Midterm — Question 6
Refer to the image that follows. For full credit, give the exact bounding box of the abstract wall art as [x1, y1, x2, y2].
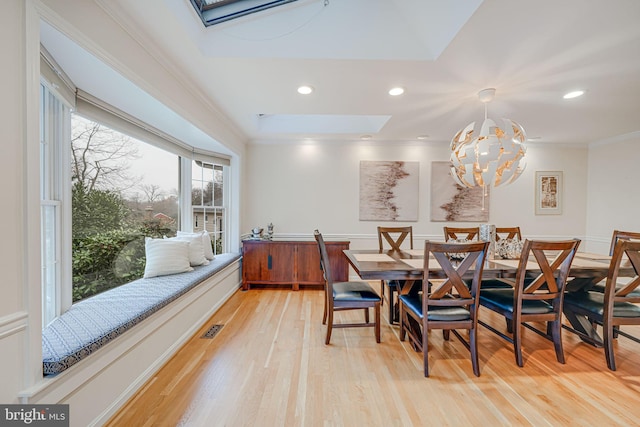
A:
[430, 161, 489, 222]
[359, 160, 419, 221]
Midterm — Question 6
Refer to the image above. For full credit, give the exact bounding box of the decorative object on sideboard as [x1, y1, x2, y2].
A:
[250, 227, 263, 239]
[266, 222, 274, 240]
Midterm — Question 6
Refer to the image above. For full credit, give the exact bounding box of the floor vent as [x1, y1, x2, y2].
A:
[201, 324, 224, 339]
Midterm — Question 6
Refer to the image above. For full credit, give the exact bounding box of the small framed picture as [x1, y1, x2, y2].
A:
[535, 171, 563, 215]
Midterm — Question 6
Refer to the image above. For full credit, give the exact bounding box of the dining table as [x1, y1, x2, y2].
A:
[343, 248, 636, 347]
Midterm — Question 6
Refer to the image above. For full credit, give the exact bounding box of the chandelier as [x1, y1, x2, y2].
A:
[450, 88, 526, 188]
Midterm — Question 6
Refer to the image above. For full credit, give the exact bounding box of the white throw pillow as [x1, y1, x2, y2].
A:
[177, 230, 215, 260]
[168, 234, 209, 266]
[144, 237, 193, 278]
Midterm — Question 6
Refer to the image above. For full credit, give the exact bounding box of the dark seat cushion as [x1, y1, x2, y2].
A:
[479, 289, 553, 315]
[564, 291, 640, 318]
[589, 282, 640, 297]
[333, 281, 381, 302]
[480, 279, 513, 289]
[399, 294, 471, 321]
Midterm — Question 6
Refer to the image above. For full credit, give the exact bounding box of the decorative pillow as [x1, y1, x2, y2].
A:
[177, 230, 215, 260]
[143, 238, 193, 278]
[168, 234, 209, 266]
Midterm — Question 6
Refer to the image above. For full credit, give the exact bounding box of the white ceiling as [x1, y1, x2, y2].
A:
[42, 0, 640, 148]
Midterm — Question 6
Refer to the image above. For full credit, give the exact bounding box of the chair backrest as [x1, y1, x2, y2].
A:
[378, 226, 413, 251]
[423, 240, 489, 312]
[495, 227, 522, 241]
[314, 230, 334, 286]
[604, 240, 640, 305]
[514, 239, 580, 305]
[609, 230, 640, 256]
[443, 226, 480, 241]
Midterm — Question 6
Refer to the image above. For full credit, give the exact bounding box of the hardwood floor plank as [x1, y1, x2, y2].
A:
[106, 288, 640, 426]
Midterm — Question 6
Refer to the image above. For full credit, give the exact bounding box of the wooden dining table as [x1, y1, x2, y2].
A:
[343, 248, 636, 347]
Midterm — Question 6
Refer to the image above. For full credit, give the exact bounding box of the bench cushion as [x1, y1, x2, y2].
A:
[42, 252, 240, 376]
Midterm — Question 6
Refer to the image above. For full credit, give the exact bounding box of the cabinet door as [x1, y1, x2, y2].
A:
[242, 241, 270, 282]
[296, 243, 324, 283]
[268, 243, 296, 282]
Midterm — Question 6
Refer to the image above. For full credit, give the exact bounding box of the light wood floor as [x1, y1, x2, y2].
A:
[107, 287, 640, 426]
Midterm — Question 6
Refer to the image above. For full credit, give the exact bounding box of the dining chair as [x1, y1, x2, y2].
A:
[591, 230, 640, 294]
[495, 227, 522, 241]
[562, 240, 640, 370]
[314, 230, 381, 345]
[399, 240, 489, 377]
[377, 226, 415, 324]
[478, 239, 580, 367]
[443, 226, 480, 241]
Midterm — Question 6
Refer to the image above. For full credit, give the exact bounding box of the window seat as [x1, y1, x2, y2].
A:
[42, 252, 241, 376]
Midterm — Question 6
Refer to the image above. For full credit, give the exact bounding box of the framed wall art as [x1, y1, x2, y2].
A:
[535, 171, 563, 215]
[430, 161, 489, 222]
[359, 160, 419, 221]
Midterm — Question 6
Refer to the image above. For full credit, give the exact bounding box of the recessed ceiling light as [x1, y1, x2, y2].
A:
[563, 90, 585, 99]
[388, 87, 405, 96]
[297, 85, 314, 95]
[360, 135, 373, 140]
[417, 135, 429, 140]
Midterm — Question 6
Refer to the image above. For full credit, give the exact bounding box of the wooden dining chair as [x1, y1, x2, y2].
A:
[478, 239, 580, 367]
[314, 230, 381, 345]
[399, 240, 489, 377]
[562, 240, 640, 370]
[495, 227, 522, 241]
[377, 226, 414, 324]
[443, 226, 480, 241]
[590, 230, 640, 295]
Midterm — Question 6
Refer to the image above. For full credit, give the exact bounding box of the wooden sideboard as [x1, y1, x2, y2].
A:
[242, 240, 350, 290]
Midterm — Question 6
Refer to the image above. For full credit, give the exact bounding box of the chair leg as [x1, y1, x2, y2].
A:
[364, 308, 370, 323]
[505, 318, 513, 334]
[550, 319, 565, 364]
[380, 281, 385, 306]
[388, 287, 395, 324]
[470, 326, 480, 377]
[322, 293, 328, 325]
[374, 303, 381, 343]
[399, 302, 406, 341]
[325, 310, 334, 345]
[443, 330, 450, 341]
[513, 322, 524, 367]
[604, 323, 617, 371]
[423, 323, 430, 377]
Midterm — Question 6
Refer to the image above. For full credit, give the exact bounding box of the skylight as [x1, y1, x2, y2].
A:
[190, 0, 299, 27]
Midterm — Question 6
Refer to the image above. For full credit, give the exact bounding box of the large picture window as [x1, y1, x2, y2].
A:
[70, 114, 179, 302]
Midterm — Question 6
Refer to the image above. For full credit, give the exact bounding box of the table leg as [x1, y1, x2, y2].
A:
[563, 308, 603, 347]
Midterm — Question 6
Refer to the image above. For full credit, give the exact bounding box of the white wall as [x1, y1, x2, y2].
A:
[585, 133, 640, 253]
[0, 0, 30, 405]
[244, 141, 589, 248]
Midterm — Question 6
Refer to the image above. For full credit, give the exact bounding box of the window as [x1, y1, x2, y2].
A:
[40, 83, 71, 327]
[40, 51, 233, 325]
[192, 161, 226, 254]
[190, 0, 299, 26]
[70, 114, 179, 302]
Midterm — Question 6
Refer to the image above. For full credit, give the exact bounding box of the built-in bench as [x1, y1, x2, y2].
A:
[42, 252, 241, 376]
